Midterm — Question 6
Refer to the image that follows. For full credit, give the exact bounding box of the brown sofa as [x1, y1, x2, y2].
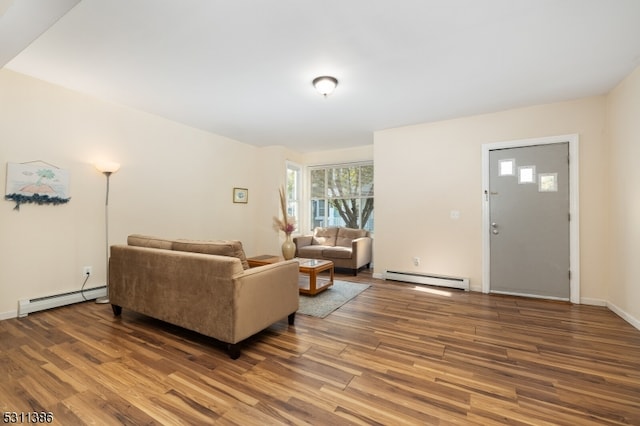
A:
[108, 234, 299, 359]
[293, 227, 372, 275]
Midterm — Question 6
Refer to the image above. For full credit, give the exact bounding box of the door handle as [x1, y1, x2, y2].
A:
[492, 229, 499, 235]
[491, 222, 498, 228]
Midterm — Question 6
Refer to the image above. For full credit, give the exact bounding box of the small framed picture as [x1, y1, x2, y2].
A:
[233, 187, 248, 203]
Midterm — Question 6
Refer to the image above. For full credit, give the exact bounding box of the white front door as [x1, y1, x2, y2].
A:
[488, 142, 570, 299]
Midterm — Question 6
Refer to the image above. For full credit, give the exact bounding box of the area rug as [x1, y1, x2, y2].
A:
[297, 280, 370, 318]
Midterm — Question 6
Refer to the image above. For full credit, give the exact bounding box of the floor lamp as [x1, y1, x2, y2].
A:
[94, 161, 120, 304]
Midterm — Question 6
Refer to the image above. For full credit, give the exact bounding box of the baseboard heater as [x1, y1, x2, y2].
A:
[385, 270, 470, 291]
[18, 286, 107, 318]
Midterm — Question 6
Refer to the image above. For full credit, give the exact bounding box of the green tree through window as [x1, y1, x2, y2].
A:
[310, 163, 373, 231]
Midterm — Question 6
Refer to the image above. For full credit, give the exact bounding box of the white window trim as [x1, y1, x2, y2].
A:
[286, 161, 304, 234]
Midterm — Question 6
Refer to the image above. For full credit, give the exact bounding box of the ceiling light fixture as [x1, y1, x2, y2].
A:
[312, 76, 338, 97]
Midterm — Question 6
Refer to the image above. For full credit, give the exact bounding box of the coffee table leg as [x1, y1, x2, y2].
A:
[309, 269, 317, 294]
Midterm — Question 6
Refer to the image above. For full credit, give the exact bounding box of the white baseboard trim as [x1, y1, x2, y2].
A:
[578, 298, 639, 330]
[0, 310, 18, 320]
[607, 301, 640, 331]
[580, 297, 608, 306]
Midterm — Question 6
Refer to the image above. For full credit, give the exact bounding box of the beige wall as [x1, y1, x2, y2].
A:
[252, 145, 306, 253]
[374, 97, 609, 303]
[606, 66, 640, 327]
[0, 69, 288, 318]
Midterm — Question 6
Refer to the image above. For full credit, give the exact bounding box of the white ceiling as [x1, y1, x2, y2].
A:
[3, 0, 640, 152]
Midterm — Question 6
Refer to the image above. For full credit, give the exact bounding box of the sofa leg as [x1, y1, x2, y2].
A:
[353, 268, 358, 276]
[111, 304, 122, 316]
[227, 343, 241, 360]
[288, 312, 296, 325]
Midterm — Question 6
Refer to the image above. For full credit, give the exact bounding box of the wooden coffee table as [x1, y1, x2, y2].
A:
[247, 255, 334, 296]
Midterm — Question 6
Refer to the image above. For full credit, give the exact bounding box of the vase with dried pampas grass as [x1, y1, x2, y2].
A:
[273, 186, 297, 259]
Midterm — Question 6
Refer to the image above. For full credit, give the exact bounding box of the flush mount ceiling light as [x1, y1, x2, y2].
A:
[312, 76, 338, 97]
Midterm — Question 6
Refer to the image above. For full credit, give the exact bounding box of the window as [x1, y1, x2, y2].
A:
[309, 162, 374, 232]
[538, 173, 558, 192]
[498, 159, 515, 176]
[286, 162, 301, 226]
[518, 165, 536, 184]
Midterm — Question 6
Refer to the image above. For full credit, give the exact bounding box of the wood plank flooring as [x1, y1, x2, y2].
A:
[1, 270, 639, 425]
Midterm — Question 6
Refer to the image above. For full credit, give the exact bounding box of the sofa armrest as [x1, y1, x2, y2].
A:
[293, 235, 313, 248]
[351, 236, 373, 267]
[231, 260, 300, 342]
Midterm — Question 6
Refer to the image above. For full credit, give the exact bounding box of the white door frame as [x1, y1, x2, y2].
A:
[481, 134, 580, 304]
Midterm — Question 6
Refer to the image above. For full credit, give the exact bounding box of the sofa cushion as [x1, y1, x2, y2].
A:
[297, 245, 326, 259]
[322, 246, 353, 259]
[336, 228, 368, 248]
[172, 239, 250, 270]
[127, 234, 174, 250]
[312, 227, 338, 246]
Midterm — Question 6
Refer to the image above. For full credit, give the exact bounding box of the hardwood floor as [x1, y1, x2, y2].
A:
[1, 270, 639, 425]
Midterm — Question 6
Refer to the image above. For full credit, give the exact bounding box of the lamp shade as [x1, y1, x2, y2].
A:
[95, 161, 121, 174]
[312, 76, 338, 96]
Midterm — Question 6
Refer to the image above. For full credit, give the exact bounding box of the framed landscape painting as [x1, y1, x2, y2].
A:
[5, 162, 70, 209]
